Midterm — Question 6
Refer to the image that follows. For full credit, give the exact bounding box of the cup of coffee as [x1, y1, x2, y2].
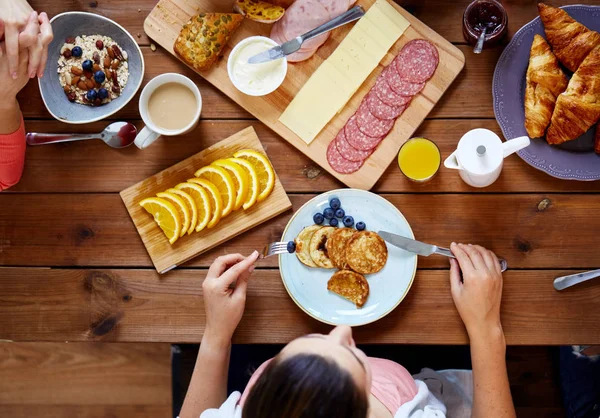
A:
[135, 73, 202, 149]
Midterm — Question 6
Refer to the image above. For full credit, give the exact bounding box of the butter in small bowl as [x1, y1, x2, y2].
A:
[227, 36, 287, 97]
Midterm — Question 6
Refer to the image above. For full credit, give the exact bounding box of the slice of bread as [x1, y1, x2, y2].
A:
[327, 270, 369, 308]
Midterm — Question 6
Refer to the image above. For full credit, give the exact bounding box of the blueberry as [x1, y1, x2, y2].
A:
[82, 59, 93, 72]
[356, 221, 366, 231]
[323, 207, 335, 219]
[287, 240, 296, 253]
[71, 46, 83, 57]
[86, 89, 97, 102]
[97, 87, 109, 100]
[335, 208, 345, 218]
[94, 70, 106, 84]
[329, 218, 339, 227]
[313, 212, 324, 225]
[343, 216, 354, 227]
[329, 198, 341, 210]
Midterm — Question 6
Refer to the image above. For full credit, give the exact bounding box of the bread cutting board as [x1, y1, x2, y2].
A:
[144, 0, 464, 190]
[120, 126, 292, 274]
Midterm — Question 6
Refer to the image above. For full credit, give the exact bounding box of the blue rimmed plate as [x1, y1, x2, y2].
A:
[493, 5, 600, 181]
[278, 189, 417, 326]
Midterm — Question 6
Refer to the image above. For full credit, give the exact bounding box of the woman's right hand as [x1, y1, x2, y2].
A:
[449, 243, 504, 339]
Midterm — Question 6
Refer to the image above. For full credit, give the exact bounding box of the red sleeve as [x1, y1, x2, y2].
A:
[0, 117, 26, 191]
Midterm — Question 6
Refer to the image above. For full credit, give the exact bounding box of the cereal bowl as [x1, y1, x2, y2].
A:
[39, 12, 144, 124]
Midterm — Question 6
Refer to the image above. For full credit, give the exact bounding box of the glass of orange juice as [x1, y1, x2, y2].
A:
[397, 137, 441, 183]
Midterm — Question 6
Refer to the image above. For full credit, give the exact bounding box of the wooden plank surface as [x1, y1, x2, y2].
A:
[144, 0, 464, 190]
[17, 44, 502, 120]
[0, 268, 598, 344]
[0, 342, 171, 417]
[29, 0, 589, 45]
[11, 119, 600, 193]
[121, 126, 292, 273]
[2, 193, 599, 269]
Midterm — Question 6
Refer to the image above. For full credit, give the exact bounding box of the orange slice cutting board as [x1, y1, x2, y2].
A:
[120, 126, 292, 273]
[144, 0, 464, 190]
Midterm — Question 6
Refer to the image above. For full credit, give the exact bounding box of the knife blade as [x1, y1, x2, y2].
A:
[247, 5, 365, 64]
[378, 230, 508, 272]
[378, 231, 453, 257]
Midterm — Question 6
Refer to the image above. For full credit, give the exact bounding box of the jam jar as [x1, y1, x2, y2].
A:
[463, 0, 508, 48]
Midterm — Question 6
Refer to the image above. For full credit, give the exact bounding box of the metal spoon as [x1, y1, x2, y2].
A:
[473, 26, 487, 54]
[554, 269, 600, 291]
[26, 122, 137, 148]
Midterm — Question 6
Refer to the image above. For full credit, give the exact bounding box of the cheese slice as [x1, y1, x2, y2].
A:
[279, 0, 410, 144]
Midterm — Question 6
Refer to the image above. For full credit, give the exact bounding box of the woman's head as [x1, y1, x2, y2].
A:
[243, 326, 371, 418]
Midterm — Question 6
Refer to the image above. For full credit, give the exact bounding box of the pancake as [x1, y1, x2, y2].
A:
[326, 228, 357, 269]
[327, 270, 369, 308]
[308, 226, 336, 269]
[294, 225, 322, 268]
[345, 231, 388, 274]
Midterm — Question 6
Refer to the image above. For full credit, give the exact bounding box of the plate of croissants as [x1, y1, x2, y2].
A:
[493, 3, 600, 181]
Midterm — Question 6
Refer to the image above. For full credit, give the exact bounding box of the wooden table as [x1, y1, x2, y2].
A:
[1, 0, 600, 345]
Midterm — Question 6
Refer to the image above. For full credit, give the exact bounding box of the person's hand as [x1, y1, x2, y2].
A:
[202, 251, 260, 346]
[0, 39, 30, 101]
[0, 7, 53, 79]
[449, 243, 504, 339]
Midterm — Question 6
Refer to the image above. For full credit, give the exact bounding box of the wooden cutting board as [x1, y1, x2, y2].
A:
[144, 0, 464, 190]
[120, 126, 292, 274]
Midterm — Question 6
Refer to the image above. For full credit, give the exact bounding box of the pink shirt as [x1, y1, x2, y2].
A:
[0, 117, 26, 191]
[239, 357, 418, 414]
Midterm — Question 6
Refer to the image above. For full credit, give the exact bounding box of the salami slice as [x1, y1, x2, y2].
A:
[344, 115, 382, 151]
[374, 69, 412, 107]
[365, 90, 405, 120]
[327, 140, 364, 174]
[385, 63, 425, 96]
[335, 129, 372, 162]
[356, 102, 394, 138]
[395, 39, 439, 84]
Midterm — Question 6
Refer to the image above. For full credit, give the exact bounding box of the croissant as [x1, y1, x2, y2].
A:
[546, 45, 600, 145]
[595, 122, 600, 155]
[538, 3, 600, 72]
[524, 35, 568, 138]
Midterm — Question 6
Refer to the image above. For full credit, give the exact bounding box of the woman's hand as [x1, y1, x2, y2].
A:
[202, 251, 260, 347]
[449, 243, 504, 339]
[0, 39, 30, 100]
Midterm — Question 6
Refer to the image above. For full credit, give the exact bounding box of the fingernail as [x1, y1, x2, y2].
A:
[38, 72, 44, 79]
[251, 250, 259, 258]
[11, 72, 17, 79]
[248, 265, 255, 273]
[30, 70, 36, 78]
[451, 242, 456, 247]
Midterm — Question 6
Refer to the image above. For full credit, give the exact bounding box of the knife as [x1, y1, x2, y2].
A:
[553, 269, 600, 291]
[247, 5, 365, 64]
[378, 231, 508, 272]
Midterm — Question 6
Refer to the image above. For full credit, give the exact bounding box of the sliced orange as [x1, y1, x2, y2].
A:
[195, 165, 235, 217]
[213, 159, 249, 211]
[228, 157, 259, 210]
[157, 191, 190, 238]
[174, 182, 211, 233]
[232, 149, 275, 202]
[187, 178, 223, 228]
[165, 187, 198, 235]
[139, 197, 181, 244]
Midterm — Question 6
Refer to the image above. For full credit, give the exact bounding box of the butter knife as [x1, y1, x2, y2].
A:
[554, 269, 600, 291]
[378, 231, 508, 272]
[247, 5, 365, 64]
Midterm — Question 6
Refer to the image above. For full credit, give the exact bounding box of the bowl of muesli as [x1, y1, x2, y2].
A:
[38, 12, 144, 124]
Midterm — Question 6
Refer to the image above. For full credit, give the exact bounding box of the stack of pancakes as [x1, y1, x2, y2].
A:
[295, 226, 388, 308]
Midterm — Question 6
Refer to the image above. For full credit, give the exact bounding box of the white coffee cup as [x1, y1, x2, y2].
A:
[135, 73, 202, 149]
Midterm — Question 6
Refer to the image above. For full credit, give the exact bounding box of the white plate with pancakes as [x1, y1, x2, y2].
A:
[279, 189, 417, 326]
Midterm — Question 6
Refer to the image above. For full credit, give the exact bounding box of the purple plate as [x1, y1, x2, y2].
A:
[493, 5, 600, 181]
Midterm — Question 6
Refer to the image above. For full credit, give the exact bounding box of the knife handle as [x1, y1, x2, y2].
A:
[435, 246, 508, 272]
[554, 269, 600, 291]
[301, 6, 365, 43]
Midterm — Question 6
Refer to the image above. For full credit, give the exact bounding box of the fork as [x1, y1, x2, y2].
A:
[260, 241, 291, 259]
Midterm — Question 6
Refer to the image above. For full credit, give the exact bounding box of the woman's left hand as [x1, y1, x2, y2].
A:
[202, 251, 260, 346]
